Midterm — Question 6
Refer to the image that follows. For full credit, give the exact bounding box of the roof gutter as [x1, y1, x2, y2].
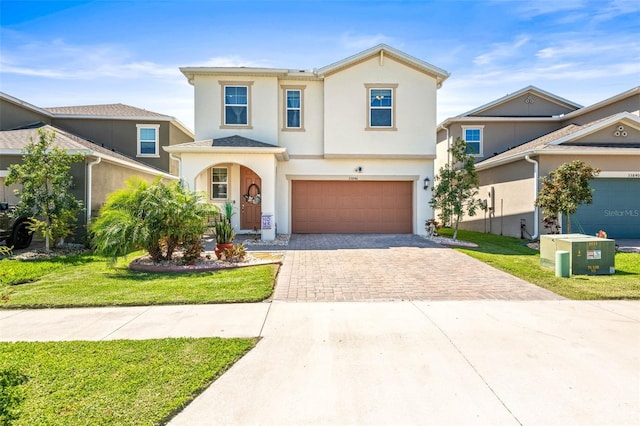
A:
[476, 147, 640, 171]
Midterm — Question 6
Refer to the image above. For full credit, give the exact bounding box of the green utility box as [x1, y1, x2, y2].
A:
[540, 234, 615, 275]
[540, 234, 587, 269]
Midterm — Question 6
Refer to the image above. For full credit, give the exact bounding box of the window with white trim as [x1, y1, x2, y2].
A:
[136, 124, 160, 157]
[462, 126, 484, 156]
[220, 81, 253, 128]
[211, 167, 228, 200]
[286, 89, 301, 128]
[365, 84, 397, 130]
[281, 85, 305, 131]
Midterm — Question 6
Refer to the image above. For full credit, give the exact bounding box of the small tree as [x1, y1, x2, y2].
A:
[430, 137, 484, 240]
[535, 160, 600, 233]
[90, 177, 218, 262]
[4, 128, 85, 251]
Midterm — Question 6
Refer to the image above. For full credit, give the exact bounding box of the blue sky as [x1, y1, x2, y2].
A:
[1, 0, 639, 131]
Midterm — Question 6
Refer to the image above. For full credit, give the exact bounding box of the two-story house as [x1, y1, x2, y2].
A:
[436, 86, 640, 239]
[166, 45, 449, 240]
[1, 92, 191, 241]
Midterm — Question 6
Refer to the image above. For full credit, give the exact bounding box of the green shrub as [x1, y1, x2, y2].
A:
[90, 178, 218, 262]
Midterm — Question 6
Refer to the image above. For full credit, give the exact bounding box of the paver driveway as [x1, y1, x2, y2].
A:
[272, 234, 564, 301]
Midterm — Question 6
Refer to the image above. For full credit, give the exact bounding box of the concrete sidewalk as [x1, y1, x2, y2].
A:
[2, 300, 638, 425]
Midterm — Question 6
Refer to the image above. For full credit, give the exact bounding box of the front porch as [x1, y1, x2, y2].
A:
[164, 135, 288, 241]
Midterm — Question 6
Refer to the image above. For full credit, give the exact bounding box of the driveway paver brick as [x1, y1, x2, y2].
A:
[272, 234, 564, 302]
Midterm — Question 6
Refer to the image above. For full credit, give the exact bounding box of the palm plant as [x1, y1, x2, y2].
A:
[90, 178, 218, 262]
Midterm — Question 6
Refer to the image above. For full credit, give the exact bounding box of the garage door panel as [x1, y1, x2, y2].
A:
[572, 179, 640, 238]
[292, 180, 413, 234]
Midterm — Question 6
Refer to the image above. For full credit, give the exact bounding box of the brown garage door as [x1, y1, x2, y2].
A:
[291, 180, 412, 233]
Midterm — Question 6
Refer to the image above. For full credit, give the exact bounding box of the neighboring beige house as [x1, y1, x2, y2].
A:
[0, 93, 187, 241]
[436, 86, 640, 239]
[167, 44, 449, 240]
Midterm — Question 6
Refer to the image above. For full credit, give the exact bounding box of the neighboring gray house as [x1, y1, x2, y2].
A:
[0, 92, 191, 242]
[436, 86, 640, 239]
[1, 92, 194, 175]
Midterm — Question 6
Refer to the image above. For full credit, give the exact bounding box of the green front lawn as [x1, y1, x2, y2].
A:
[439, 228, 640, 300]
[1, 253, 278, 309]
[0, 338, 256, 425]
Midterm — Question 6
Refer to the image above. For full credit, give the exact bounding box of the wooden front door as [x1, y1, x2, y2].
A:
[240, 166, 262, 231]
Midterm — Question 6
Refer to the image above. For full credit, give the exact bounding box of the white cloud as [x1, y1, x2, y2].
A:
[0, 37, 179, 80]
[473, 35, 531, 66]
[536, 39, 638, 60]
[512, 0, 586, 17]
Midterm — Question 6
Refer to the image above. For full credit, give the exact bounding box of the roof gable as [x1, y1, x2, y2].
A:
[317, 44, 449, 86]
[475, 112, 640, 169]
[462, 86, 582, 117]
[549, 112, 640, 146]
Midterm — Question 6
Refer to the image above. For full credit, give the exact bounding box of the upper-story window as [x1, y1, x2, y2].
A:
[136, 124, 160, 157]
[365, 84, 398, 131]
[220, 81, 253, 128]
[462, 126, 484, 156]
[281, 85, 306, 131]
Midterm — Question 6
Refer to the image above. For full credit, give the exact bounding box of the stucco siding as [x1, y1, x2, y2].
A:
[169, 123, 193, 175]
[89, 162, 174, 219]
[563, 95, 640, 125]
[193, 75, 279, 144]
[445, 121, 559, 162]
[565, 124, 640, 145]
[276, 157, 433, 235]
[323, 56, 437, 157]
[0, 100, 52, 130]
[472, 94, 576, 117]
[461, 160, 537, 238]
[277, 79, 324, 156]
[52, 118, 172, 172]
[540, 155, 640, 177]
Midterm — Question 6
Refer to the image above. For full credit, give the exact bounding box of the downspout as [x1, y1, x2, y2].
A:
[86, 156, 101, 224]
[437, 125, 451, 163]
[524, 155, 539, 239]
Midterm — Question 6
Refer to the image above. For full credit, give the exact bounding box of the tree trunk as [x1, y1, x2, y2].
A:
[565, 213, 572, 234]
[453, 215, 461, 240]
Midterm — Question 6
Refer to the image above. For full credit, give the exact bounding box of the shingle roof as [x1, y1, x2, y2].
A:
[0, 124, 168, 173]
[212, 135, 277, 148]
[477, 113, 640, 168]
[44, 103, 172, 118]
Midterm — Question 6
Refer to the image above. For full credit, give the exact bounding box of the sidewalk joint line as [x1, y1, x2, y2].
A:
[100, 306, 154, 341]
[410, 301, 523, 426]
[258, 301, 273, 337]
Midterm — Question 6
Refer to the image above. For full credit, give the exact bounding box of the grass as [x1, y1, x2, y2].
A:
[0, 337, 256, 425]
[0, 252, 278, 309]
[439, 228, 640, 300]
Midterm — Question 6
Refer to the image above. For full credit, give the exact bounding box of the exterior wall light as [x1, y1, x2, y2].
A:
[423, 177, 430, 190]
